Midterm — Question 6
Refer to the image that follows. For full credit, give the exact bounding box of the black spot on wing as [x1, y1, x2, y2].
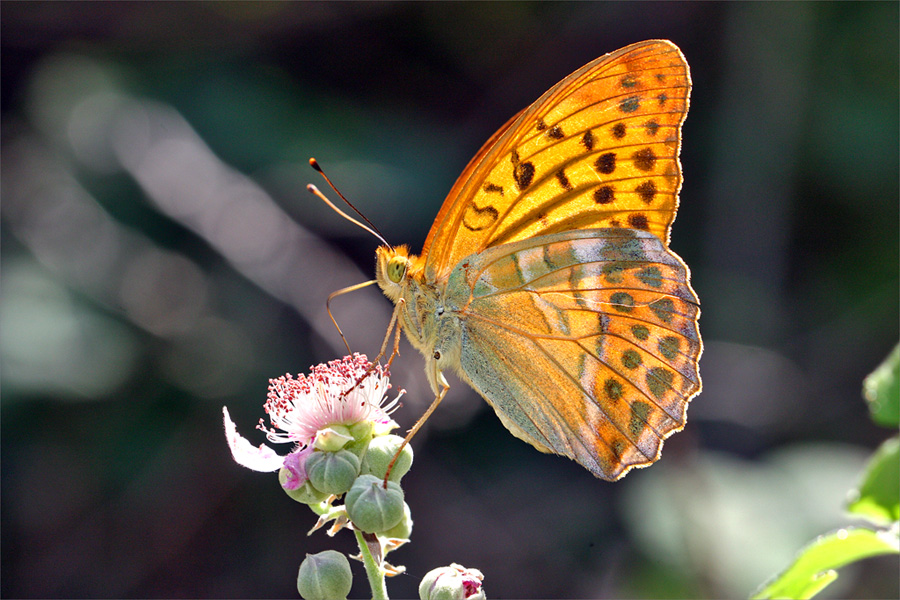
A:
[581, 130, 595, 151]
[483, 182, 504, 196]
[463, 203, 500, 231]
[511, 150, 534, 191]
[595, 153, 616, 175]
[635, 180, 657, 204]
[594, 185, 614, 204]
[628, 214, 649, 230]
[619, 96, 640, 113]
[632, 148, 657, 172]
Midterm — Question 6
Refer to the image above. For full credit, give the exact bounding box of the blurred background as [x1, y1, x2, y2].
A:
[2, 2, 897, 598]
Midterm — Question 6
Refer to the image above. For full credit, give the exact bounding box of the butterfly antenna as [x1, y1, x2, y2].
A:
[308, 158, 392, 248]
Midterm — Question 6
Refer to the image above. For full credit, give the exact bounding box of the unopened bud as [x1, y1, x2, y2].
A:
[381, 501, 413, 540]
[297, 550, 352, 600]
[419, 563, 485, 600]
[361, 434, 413, 482]
[306, 450, 361, 496]
[280, 468, 328, 504]
[345, 474, 404, 533]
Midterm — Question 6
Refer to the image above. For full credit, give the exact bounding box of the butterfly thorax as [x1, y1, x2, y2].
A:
[375, 245, 462, 393]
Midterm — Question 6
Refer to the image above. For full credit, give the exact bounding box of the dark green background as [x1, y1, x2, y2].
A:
[2, 2, 897, 598]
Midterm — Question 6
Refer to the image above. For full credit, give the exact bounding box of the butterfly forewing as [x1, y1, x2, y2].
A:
[444, 228, 700, 480]
[422, 40, 690, 280]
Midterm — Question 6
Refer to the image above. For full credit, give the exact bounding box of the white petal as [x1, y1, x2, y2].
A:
[223, 406, 284, 472]
[373, 418, 400, 436]
[314, 426, 354, 450]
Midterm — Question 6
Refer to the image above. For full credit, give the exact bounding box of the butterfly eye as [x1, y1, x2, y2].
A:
[386, 256, 408, 283]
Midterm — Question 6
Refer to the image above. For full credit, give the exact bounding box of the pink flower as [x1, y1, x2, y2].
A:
[260, 354, 399, 445]
[223, 354, 400, 486]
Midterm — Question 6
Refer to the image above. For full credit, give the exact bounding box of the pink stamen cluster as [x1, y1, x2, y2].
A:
[462, 578, 482, 598]
[257, 353, 399, 446]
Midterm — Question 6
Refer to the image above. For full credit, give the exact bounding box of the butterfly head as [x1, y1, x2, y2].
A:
[375, 245, 423, 302]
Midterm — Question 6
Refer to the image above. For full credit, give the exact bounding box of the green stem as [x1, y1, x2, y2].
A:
[355, 529, 389, 600]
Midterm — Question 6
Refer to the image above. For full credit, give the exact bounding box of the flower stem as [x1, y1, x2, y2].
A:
[354, 529, 388, 600]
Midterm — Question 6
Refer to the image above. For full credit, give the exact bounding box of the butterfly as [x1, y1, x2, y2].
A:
[373, 40, 701, 481]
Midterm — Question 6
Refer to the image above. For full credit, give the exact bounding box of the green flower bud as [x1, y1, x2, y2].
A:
[306, 450, 361, 496]
[361, 434, 413, 482]
[297, 550, 352, 600]
[342, 436, 371, 461]
[381, 501, 413, 540]
[314, 425, 354, 452]
[348, 419, 375, 441]
[345, 474, 404, 533]
[279, 468, 329, 504]
[419, 564, 485, 600]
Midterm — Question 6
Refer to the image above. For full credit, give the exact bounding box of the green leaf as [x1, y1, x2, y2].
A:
[863, 343, 899, 426]
[751, 527, 899, 600]
[847, 436, 900, 525]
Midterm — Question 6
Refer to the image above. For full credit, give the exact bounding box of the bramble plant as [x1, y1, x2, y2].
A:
[223, 353, 485, 600]
[752, 344, 900, 599]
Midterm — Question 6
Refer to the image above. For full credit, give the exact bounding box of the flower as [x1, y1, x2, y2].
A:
[419, 563, 486, 600]
[223, 354, 401, 487]
[261, 354, 399, 446]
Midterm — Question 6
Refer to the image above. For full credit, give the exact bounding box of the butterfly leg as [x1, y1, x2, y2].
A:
[382, 299, 405, 371]
[364, 297, 404, 371]
[339, 299, 405, 399]
[384, 376, 449, 487]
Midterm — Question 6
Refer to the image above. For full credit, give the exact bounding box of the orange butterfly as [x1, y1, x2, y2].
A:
[374, 40, 701, 481]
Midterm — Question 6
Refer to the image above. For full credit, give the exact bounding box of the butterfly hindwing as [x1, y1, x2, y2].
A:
[444, 228, 700, 480]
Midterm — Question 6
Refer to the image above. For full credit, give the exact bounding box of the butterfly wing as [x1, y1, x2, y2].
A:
[421, 40, 690, 281]
[442, 228, 701, 480]
[381, 40, 699, 480]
